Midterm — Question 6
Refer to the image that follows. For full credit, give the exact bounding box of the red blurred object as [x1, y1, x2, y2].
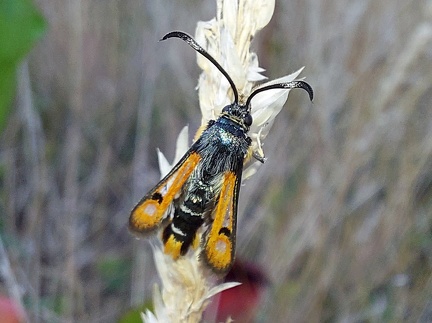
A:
[0, 296, 23, 323]
[204, 260, 268, 323]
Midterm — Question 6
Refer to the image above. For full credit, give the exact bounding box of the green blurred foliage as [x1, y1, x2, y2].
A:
[0, 0, 46, 131]
[97, 256, 132, 293]
[118, 302, 153, 323]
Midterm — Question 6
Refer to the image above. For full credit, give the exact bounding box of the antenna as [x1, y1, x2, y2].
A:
[245, 81, 314, 109]
[160, 31, 239, 104]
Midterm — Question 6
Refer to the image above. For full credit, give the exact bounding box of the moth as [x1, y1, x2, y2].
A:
[129, 31, 313, 274]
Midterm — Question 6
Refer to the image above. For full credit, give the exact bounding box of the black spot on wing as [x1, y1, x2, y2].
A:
[151, 192, 163, 204]
[218, 227, 231, 237]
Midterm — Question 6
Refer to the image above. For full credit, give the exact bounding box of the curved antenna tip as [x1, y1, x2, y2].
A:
[299, 81, 314, 102]
[159, 31, 189, 42]
[159, 30, 239, 103]
[245, 80, 314, 108]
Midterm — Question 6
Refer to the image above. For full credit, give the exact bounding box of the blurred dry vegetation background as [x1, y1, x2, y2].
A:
[1, 0, 432, 322]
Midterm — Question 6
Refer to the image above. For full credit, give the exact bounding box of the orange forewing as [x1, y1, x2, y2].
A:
[129, 152, 201, 233]
[203, 171, 238, 273]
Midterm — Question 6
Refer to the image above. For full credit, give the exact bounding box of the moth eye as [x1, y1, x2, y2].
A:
[222, 105, 230, 113]
[244, 114, 253, 127]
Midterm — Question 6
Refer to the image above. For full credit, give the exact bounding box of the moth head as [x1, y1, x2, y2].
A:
[221, 103, 253, 131]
